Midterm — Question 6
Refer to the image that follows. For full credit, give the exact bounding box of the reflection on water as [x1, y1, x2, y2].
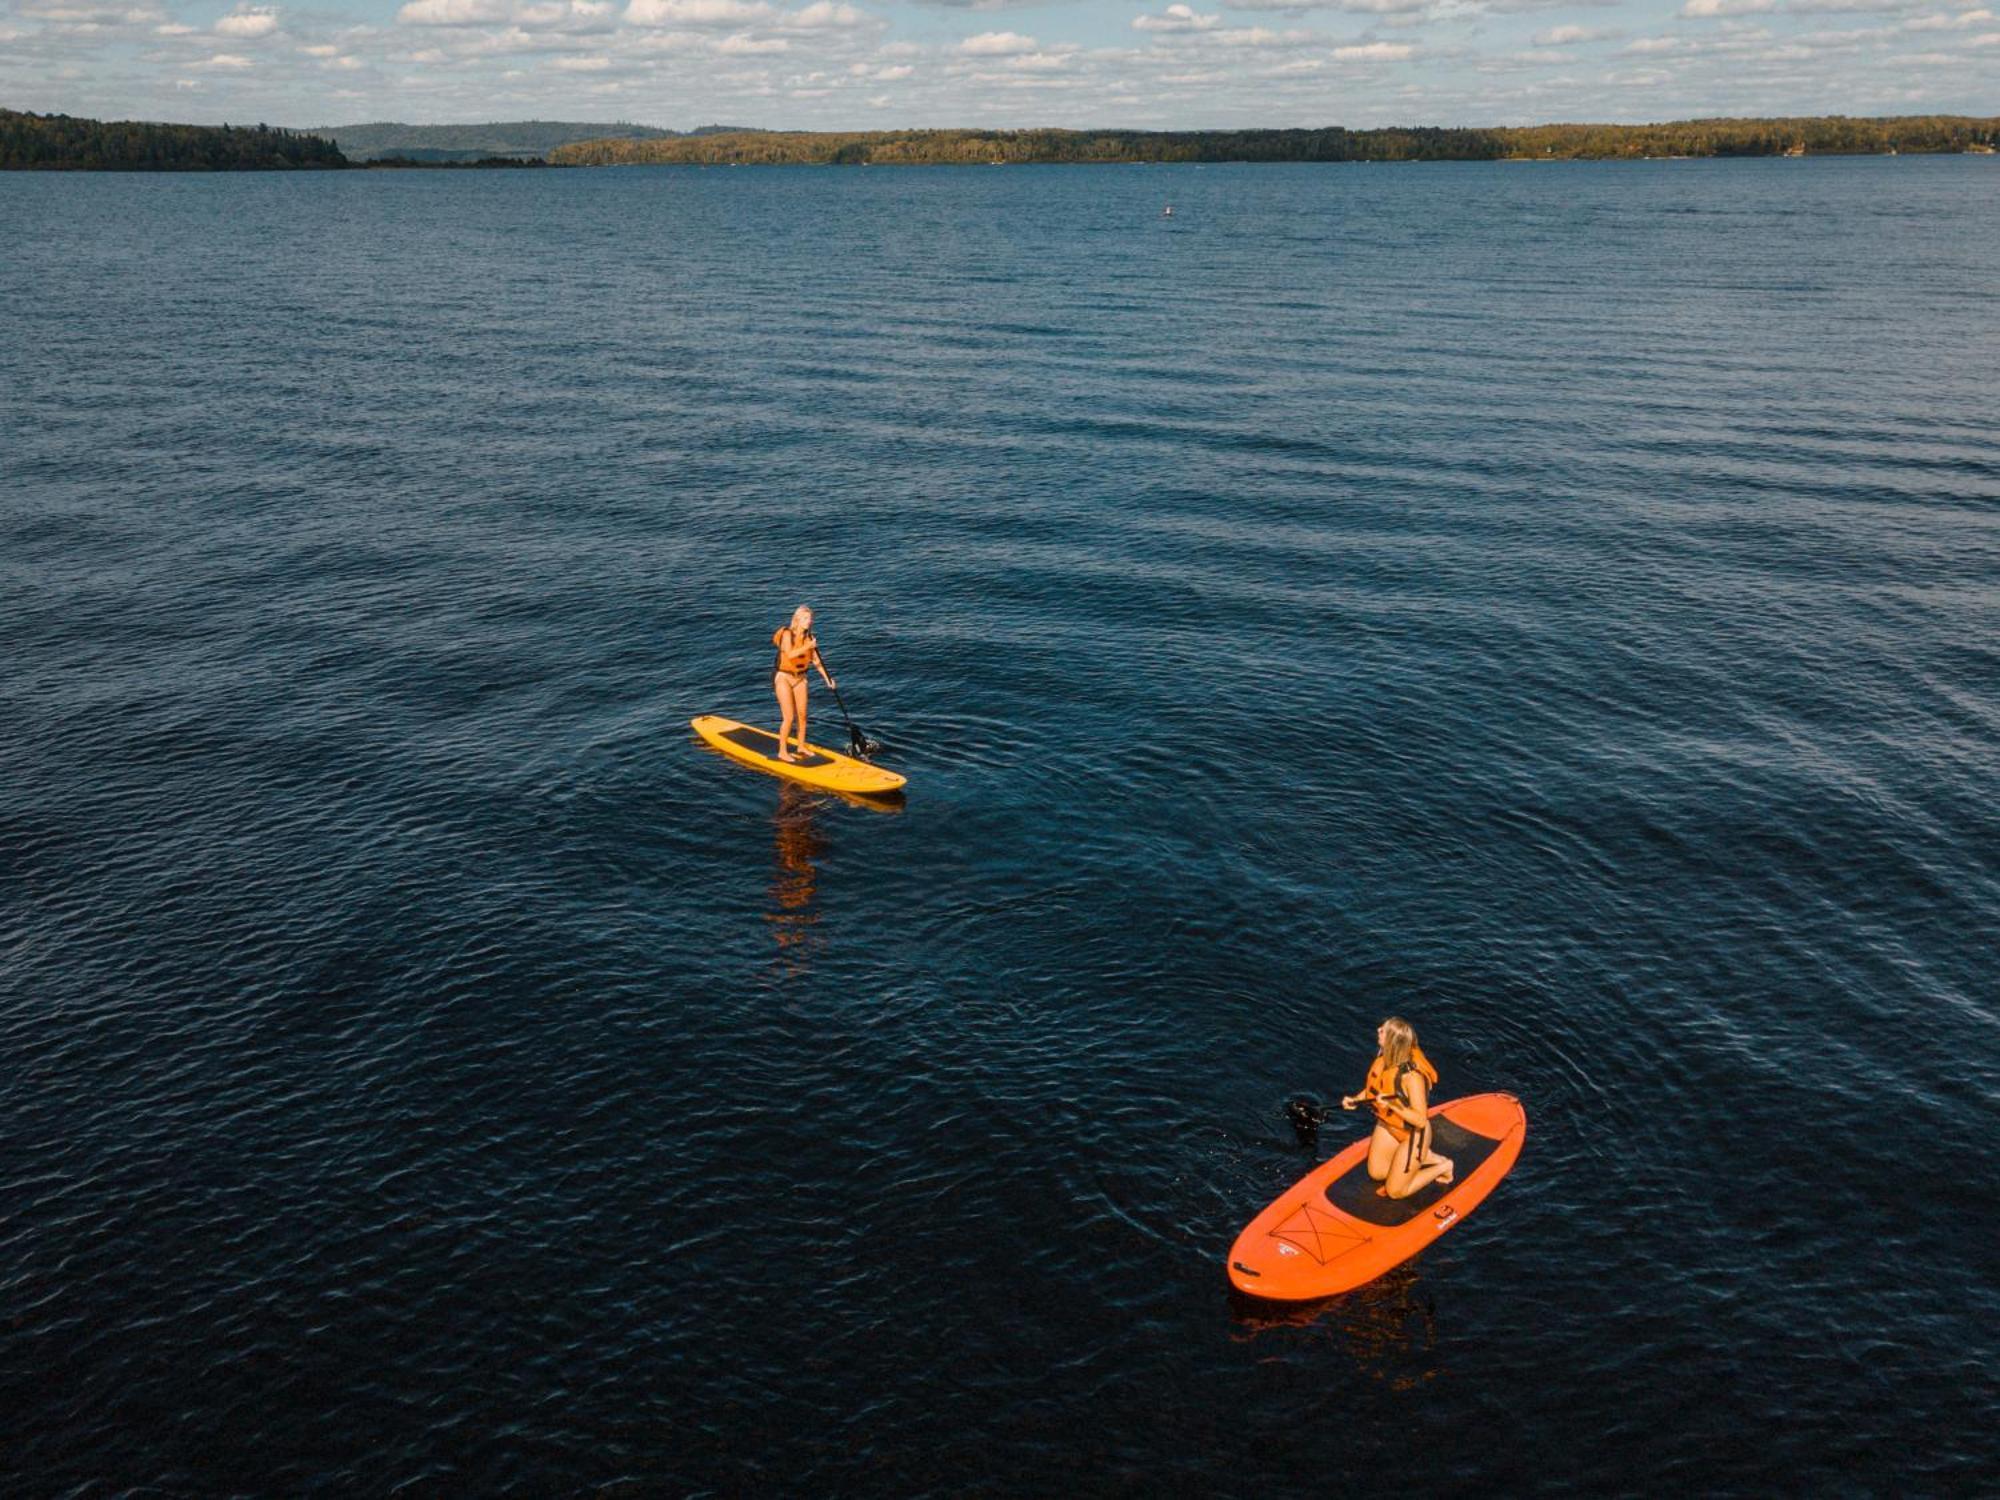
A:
[768, 782, 829, 972]
[1230, 1265, 1440, 1391]
[763, 781, 904, 977]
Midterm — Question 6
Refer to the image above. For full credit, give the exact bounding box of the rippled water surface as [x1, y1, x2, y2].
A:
[3, 157, 1998, 1493]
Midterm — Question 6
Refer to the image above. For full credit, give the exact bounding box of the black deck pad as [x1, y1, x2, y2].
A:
[1324, 1115, 1503, 1227]
[721, 725, 832, 768]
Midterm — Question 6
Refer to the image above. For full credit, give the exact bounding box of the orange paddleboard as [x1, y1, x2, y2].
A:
[1227, 1092, 1525, 1300]
[690, 714, 906, 797]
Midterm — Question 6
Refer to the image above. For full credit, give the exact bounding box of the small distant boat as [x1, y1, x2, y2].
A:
[1783, 141, 1807, 158]
[1162, 203, 1174, 217]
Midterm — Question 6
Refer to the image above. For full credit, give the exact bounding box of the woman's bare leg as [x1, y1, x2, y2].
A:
[1385, 1131, 1454, 1199]
[792, 682, 809, 757]
[1366, 1127, 1399, 1183]
[775, 673, 800, 761]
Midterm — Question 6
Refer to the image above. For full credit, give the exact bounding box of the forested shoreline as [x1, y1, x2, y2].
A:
[1, 110, 347, 170]
[0, 110, 582, 169]
[553, 116, 2000, 166]
[6, 107, 1997, 172]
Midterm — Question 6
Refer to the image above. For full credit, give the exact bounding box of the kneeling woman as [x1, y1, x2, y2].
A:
[771, 605, 836, 763]
[1342, 1016, 1454, 1199]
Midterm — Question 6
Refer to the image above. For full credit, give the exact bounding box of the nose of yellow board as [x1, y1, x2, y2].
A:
[691, 715, 907, 796]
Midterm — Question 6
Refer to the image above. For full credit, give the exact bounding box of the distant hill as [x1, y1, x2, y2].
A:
[1, 108, 346, 170]
[310, 120, 747, 161]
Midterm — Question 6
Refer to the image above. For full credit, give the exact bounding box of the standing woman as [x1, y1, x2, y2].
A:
[1342, 1016, 1454, 1199]
[772, 605, 836, 763]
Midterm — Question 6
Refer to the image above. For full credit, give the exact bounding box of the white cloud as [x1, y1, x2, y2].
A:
[516, 0, 617, 28]
[784, 0, 866, 25]
[1332, 39, 1413, 57]
[549, 49, 611, 63]
[1622, 34, 1681, 50]
[714, 29, 786, 48]
[198, 49, 255, 64]
[1133, 4, 1221, 31]
[623, 0, 771, 22]
[1213, 24, 1315, 44]
[1535, 23, 1610, 42]
[299, 40, 337, 52]
[397, 0, 512, 22]
[1229, 0, 1428, 13]
[19, 0, 162, 21]
[956, 28, 1036, 52]
[1681, 0, 1774, 15]
[155, 20, 194, 32]
[214, 5, 279, 36]
[624, 26, 699, 48]
[1903, 5, 1991, 23]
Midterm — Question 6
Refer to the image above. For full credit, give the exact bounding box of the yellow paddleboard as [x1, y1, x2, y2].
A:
[690, 715, 907, 797]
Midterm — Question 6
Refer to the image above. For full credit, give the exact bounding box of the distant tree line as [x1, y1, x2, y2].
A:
[8, 108, 1996, 172]
[552, 116, 2000, 167]
[363, 154, 553, 168]
[1500, 115, 2000, 159]
[312, 120, 764, 160]
[314, 119, 686, 161]
[1, 109, 348, 170]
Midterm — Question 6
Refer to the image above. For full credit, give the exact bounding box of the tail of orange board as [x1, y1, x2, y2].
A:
[1227, 1092, 1525, 1300]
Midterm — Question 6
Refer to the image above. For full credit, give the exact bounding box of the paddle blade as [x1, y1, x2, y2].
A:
[848, 724, 875, 760]
[1285, 1096, 1332, 1148]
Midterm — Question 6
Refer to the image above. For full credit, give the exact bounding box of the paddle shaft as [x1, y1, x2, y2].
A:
[815, 655, 872, 745]
[1313, 1090, 1423, 1121]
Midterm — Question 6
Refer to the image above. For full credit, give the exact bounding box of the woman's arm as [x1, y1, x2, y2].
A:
[813, 644, 835, 689]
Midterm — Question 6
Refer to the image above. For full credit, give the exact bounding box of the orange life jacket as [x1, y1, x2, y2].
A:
[1365, 1044, 1438, 1140]
[773, 628, 816, 676]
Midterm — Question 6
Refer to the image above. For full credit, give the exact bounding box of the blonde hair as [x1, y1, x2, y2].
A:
[1378, 1016, 1416, 1069]
[790, 605, 813, 631]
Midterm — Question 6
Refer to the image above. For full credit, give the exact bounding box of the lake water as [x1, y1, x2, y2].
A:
[2, 157, 1997, 1493]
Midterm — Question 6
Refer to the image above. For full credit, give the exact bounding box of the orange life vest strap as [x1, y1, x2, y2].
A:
[1365, 1045, 1437, 1139]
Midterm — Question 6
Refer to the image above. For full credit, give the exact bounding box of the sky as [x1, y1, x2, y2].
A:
[3, 0, 1996, 131]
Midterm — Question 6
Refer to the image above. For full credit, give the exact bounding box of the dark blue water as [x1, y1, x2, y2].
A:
[3, 157, 1997, 1494]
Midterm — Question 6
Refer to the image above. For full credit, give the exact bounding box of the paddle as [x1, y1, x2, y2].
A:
[1289, 1092, 1396, 1124]
[1286, 1092, 1406, 1146]
[817, 659, 882, 761]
